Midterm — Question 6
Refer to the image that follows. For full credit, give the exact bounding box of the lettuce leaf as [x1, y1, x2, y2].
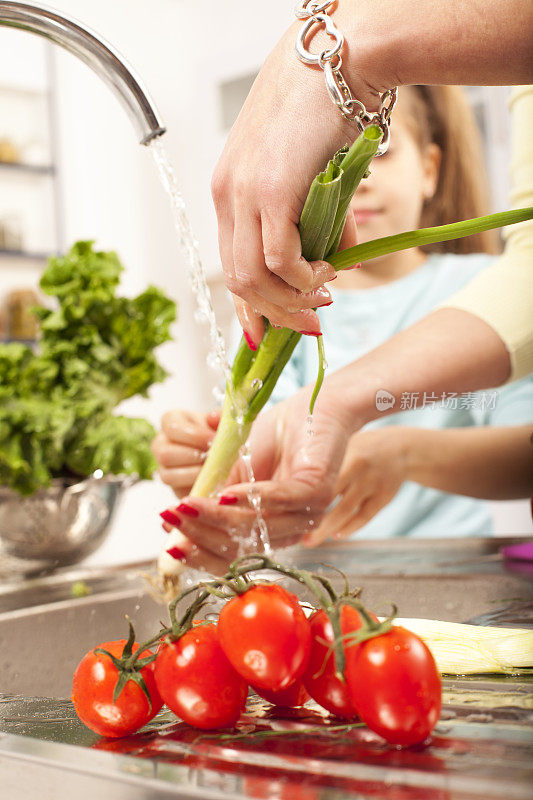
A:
[0, 241, 176, 495]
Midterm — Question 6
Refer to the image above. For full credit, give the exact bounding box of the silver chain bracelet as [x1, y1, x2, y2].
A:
[294, 0, 397, 154]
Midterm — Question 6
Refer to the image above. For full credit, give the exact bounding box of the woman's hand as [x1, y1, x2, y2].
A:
[304, 427, 408, 545]
[152, 408, 220, 499]
[161, 385, 357, 559]
[212, 1, 388, 345]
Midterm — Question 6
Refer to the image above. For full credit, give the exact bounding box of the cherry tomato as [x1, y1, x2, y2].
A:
[218, 584, 311, 691]
[253, 679, 310, 707]
[345, 625, 442, 746]
[303, 606, 367, 718]
[154, 623, 248, 730]
[72, 640, 163, 738]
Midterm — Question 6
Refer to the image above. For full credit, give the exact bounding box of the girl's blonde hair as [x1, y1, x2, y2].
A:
[404, 85, 500, 255]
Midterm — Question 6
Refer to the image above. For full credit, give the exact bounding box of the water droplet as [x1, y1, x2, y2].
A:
[207, 352, 219, 370]
[250, 378, 263, 390]
[212, 385, 225, 404]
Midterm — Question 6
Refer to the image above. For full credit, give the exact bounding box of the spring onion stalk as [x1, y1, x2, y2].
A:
[191, 125, 383, 498]
[328, 207, 533, 271]
[394, 618, 533, 675]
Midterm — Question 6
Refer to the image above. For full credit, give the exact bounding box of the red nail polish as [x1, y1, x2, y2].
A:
[316, 300, 333, 307]
[329, 274, 338, 280]
[299, 330, 322, 337]
[160, 509, 181, 526]
[166, 546, 186, 561]
[177, 502, 199, 518]
[243, 331, 258, 351]
[219, 494, 238, 505]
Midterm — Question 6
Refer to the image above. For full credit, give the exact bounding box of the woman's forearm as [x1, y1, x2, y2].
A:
[334, 0, 533, 94]
[400, 425, 533, 499]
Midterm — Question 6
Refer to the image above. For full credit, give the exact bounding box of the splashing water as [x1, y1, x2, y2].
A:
[240, 444, 272, 555]
[149, 139, 270, 554]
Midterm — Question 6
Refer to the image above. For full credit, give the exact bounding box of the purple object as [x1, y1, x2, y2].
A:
[502, 541, 533, 562]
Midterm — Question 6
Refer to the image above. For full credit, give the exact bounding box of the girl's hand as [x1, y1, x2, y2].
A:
[303, 427, 409, 546]
[152, 409, 220, 499]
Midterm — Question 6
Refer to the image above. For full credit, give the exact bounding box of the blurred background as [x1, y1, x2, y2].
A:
[0, 0, 529, 567]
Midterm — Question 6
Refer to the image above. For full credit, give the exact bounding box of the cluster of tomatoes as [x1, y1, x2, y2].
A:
[72, 573, 442, 748]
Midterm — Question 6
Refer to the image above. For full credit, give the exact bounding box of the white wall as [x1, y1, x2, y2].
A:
[0, 3, 530, 567]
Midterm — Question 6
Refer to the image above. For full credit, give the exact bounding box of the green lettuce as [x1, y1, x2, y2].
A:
[0, 241, 176, 495]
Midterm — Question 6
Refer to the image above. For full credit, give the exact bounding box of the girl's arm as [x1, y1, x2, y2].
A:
[306, 424, 533, 545]
[404, 425, 533, 500]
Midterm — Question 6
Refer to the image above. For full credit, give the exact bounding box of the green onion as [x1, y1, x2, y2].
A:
[191, 126, 383, 497]
[328, 207, 533, 271]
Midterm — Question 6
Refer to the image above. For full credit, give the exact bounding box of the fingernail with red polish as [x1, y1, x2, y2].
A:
[243, 331, 257, 351]
[160, 509, 181, 526]
[300, 330, 322, 337]
[166, 546, 186, 561]
[316, 300, 333, 308]
[219, 494, 238, 505]
[177, 502, 199, 518]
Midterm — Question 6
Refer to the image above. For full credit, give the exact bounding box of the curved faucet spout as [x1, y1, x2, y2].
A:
[0, 1, 166, 144]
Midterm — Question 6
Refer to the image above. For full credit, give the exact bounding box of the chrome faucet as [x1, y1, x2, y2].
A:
[0, 1, 166, 144]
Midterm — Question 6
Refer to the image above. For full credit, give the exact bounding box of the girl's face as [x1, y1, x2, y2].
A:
[351, 105, 441, 244]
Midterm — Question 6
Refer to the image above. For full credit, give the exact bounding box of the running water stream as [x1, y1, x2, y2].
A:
[149, 139, 271, 555]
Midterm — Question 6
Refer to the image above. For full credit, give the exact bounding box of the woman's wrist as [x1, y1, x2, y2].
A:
[287, 0, 399, 120]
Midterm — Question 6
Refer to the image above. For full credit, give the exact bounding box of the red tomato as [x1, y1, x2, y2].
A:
[253, 679, 310, 707]
[346, 625, 442, 746]
[71, 640, 163, 738]
[154, 623, 248, 730]
[303, 606, 366, 718]
[218, 584, 311, 691]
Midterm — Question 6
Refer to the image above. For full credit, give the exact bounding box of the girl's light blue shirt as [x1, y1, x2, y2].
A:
[267, 253, 533, 539]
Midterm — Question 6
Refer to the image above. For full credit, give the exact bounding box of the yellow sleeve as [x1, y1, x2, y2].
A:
[439, 86, 533, 382]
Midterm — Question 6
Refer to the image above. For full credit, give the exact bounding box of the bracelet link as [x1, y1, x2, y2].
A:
[294, 0, 335, 19]
[294, 1, 397, 154]
[295, 12, 344, 65]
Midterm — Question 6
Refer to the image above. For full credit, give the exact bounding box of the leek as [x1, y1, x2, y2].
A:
[394, 618, 533, 675]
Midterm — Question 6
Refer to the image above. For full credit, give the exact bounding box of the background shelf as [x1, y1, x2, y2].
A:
[0, 161, 55, 176]
[0, 248, 51, 261]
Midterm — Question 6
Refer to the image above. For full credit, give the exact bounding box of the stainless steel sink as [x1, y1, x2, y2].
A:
[1, 538, 532, 698]
[0, 538, 532, 799]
